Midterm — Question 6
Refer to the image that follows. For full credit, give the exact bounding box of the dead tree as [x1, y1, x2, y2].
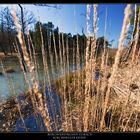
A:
[17, 4, 27, 72]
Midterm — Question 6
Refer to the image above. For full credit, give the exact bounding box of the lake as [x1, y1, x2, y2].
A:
[0, 54, 84, 102]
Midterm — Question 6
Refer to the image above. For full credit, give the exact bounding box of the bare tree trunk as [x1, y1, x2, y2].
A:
[7, 31, 13, 54]
[16, 4, 27, 72]
[0, 43, 7, 56]
[18, 4, 25, 36]
[0, 15, 8, 56]
[18, 4, 30, 55]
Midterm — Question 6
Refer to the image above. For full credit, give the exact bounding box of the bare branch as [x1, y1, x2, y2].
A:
[34, 4, 63, 9]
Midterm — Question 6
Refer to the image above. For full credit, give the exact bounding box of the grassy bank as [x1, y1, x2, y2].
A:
[0, 53, 140, 132]
[53, 61, 140, 131]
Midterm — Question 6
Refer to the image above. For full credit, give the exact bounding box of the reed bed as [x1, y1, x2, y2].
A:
[0, 4, 140, 132]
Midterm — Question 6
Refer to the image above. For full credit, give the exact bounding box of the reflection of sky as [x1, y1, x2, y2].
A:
[0, 4, 133, 47]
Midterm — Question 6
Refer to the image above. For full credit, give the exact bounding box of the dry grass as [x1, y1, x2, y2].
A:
[54, 4, 140, 132]
[0, 4, 140, 132]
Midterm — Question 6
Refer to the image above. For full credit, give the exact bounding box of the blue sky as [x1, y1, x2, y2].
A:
[0, 4, 133, 47]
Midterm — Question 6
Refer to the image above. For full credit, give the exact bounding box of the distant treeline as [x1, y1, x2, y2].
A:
[29, 21, 87, 56]
[0, 6, 87, 56]
[0, 6, 111, 58]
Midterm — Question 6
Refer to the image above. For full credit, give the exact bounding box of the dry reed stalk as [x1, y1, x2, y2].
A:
[132, 113, 138, 131]
[61, 32, 71, 131]
[71, 38, 77, 123]
[39, 20, 57, 130]
[62, 33, 66, 75]
[10, 79, 28, 132]
[13, 42, 38, 109]
[38, 21, 50, 87]
[25, 23, 33, 64]
[85, 5, 92, 66]
[136, 47, 140, 64]
[67, 13, 77, 130]
[132, 5, 137, 39]
[101, 8, 108, 70]
[91, 4, 98, 62]
[28, 32, 40, 85]
[72, 37, 76, 90]
[76, 35, 81, 72]
[36, 12, 51, 104]
[118, 9, 140, 127]
[58, 31, 63, 79]
[11, 7, 52, 131]
[122, 110, 133, 131]
[66, 36, 74, 131]
[37, 20, 54, 128]
[38, 20, 60, 131]
[48, 28, 60, 130]
[14, 42, 43, 130]
[52, 28, 66, 130]
[99, 4, 132, 130]
[0, 61, 27, 131]
[57, 31, 64, 130]
[61, 33, 66, 81]
[25, 26, 40, 89]
[131, 8, 140, 63]
[88, 4, 99, 130]
[48, 30, 55, 82]
[121, 5, 137, 62]
[66, 36, 70, 77]
[75, 34, 82, 131]
[93, 62, 104, 130]
[52, 31, 63, 130]
[52, 32, 59, 72]
[83, 4, 93, 131]
[90, 4, 98, 84]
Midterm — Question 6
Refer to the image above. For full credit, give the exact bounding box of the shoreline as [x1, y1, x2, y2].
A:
[0, 84, 62, 132]
[0, 52, 43, 58]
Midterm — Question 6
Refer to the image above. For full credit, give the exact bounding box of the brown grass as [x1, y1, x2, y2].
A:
[0, 4, 140, 132]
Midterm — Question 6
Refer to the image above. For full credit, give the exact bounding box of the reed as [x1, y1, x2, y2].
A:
[11, 6, 52, 131]
[1, 4, 140, 132]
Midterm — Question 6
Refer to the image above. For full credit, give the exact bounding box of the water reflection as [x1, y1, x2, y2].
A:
[0, 55, 84, 101]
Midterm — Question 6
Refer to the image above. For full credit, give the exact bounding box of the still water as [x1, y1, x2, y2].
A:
[0, 55, 84, 102]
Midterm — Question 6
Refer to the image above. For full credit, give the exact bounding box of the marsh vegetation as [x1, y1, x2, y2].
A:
[0, 4, 140, 132]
